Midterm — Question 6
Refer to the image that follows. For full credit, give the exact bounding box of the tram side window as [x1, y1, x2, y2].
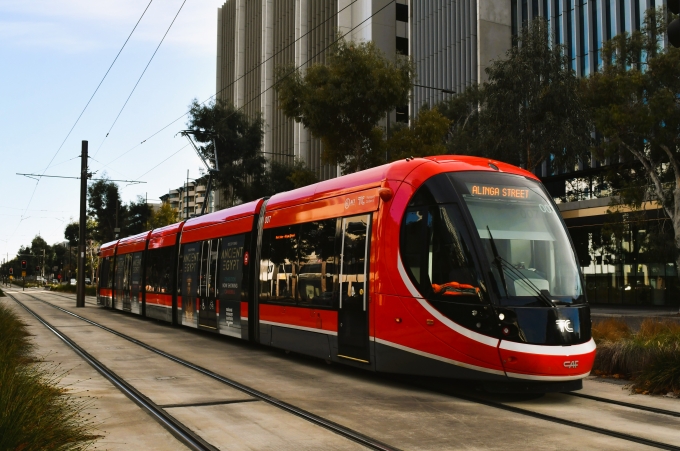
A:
[340, 215, 370, 305]
[131, 252, 143, 301]
[115, 255, 125, 293]
[401, 205, 482, 303]
[107, 257, 115, 289]
[298, 220, 338, 308]
[99, 257, 109, 289]
[145, 247, 174, 294]
[260, 226, 298, 304]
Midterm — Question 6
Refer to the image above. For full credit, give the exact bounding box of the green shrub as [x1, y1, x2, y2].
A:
[0, 303, 34, 367]
[593, 318, 680, 395]
[0, 303, 99, 450]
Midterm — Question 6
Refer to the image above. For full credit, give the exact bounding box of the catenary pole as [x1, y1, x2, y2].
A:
[76, 141, 88, 307]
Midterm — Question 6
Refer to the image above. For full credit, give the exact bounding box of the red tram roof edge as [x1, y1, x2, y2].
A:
[98, 240, 118, 257]
[182, 199, 263, 233]
[149, 221, 185, 238]
[116, 230, 151, 254]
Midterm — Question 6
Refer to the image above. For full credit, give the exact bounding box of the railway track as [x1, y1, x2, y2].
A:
[6, 291, 400, 451]
[14, 290, 680, 450]
[416, 380, 680, 451]
[5, 291, 218, 451]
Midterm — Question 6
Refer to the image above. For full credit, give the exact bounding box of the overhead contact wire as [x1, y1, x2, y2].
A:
[95, 0, 361, 172]
[94, 0, 189, 158]
[10, 0, 154, 241]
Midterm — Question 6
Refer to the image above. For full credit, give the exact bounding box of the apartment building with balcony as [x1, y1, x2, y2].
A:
[159, 178, 213, 220]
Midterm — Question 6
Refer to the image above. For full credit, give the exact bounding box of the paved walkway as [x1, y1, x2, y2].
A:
[591, 305, 680, 330]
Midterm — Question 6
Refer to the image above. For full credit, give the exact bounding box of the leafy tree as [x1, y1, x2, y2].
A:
[64, 222, 79, 246]
[148, 202, 178, 229]
[259, 159, 319, 196]
[386, 107, 451, 160]
[63, 220, 98, 280]
[88, 178, 124, 243]
[437, 84, 486, 157]
[186, 99, 266, 206]
[441, 18, 592, 173]
[287, 159, 319, 189]
[582, 8, 680, 271]
[275, 38, 415, 173]
[125, 196, 152, 237]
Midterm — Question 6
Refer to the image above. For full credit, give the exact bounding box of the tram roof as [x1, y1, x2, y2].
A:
[265, 156, 537, 211]
[117, 230, 152, 254]
[182, 199, 264, 234]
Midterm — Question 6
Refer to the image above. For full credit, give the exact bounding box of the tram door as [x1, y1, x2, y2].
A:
[198, 239, 219, 330]
[337, 214, 371, 363]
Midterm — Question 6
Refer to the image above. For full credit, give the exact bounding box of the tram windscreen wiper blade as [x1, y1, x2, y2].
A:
[486, 226, 509, 297]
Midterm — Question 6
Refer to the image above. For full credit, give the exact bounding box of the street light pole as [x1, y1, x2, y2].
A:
[76, 141, 88, 308]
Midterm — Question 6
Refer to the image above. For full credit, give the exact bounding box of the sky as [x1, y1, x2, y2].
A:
[0, 0, 225, 262]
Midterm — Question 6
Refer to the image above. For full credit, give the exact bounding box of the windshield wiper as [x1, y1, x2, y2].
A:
[486, 226, 509, 297]
[486, 226, 555, 307]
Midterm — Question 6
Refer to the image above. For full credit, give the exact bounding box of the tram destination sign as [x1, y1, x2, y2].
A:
[467, 183, 530, 199]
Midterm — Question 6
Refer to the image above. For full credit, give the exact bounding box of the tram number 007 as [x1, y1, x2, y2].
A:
[538, 204, 554, 213]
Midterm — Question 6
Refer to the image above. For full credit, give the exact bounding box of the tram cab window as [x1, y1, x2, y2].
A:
[401, 202, 483, 304]
[449, 172, 584, 306]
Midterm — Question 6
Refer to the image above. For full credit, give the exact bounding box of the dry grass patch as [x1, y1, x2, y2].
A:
[0, 302, 100, 450]
[593, 318, 680, 395]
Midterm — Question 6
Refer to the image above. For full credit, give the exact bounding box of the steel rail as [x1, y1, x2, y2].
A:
[16, 292, 401, 451]
[565, 392, 680, 418]
[402, 380, 680, 451]
[33, 290, 680, 450]
[5, 292, 218, 451]
[44, 290, 680, 420]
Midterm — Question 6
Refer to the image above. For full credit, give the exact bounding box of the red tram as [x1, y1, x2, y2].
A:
[97, 156, 595, 391]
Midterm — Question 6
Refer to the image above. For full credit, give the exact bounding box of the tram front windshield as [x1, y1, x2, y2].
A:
[450, 172, 584, 306]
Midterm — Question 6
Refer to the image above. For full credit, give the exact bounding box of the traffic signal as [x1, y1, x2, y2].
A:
[35, 265, 40, 271]
[670, 0, 680, 48]
[9, 268, 13, 275]
[21, 260, 27, 270]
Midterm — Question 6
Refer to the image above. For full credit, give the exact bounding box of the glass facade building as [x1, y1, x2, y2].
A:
[511, 1, 668, 77]
[511, 0, 678, 307]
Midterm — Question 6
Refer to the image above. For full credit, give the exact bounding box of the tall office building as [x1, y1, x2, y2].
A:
[216, 0, 513, 180]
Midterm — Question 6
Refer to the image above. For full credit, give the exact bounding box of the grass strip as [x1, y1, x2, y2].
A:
[48, 284, 97, 297]
[0, 302, 100, 450]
